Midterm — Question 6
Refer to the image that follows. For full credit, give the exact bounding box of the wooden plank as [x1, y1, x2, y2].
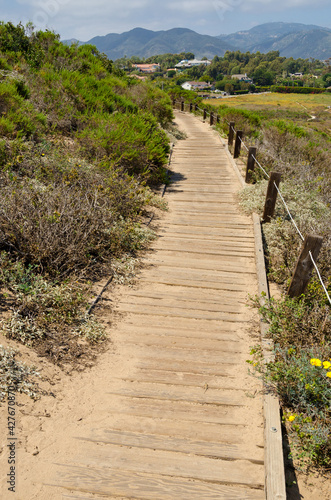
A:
[117, 297, 247, 314]
[146, 252, 255, 267]
[100, 405, 249, 435]
[136, 357, 242, 376]
[117, 344, 245, 365]
[154, 246, 255, 258]
[138, 275, 254, 292]
[57, 465, 265, 500]
[106, 381, 244, 406]
[77, 429, 264, 463]
[119, 314, 249, 332]
[155, 235, 256, 247]
[64, 446, 264, 489]
[116, 304, 249, 322]
[138, 267, 255, 284]
[125, 289, 249, 306]
[117, 334, 241, 353]
[121, 368, 241, 389]
[115, 323, 242, 341]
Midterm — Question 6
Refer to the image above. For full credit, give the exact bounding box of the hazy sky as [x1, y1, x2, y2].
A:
[2, 0, 331, 41]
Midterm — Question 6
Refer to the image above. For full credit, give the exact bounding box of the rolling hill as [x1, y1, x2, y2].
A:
[64, 23, 331, 61]
[82, 28, 234, 60]
[219, 22, 331, 59]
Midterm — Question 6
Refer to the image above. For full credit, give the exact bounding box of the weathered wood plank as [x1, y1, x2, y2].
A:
[58, 465, 265, 500]
[97, 407, 249, 437]
[65, 445, 264, 488]
[106, 380, 244, 406]
[77, 429, 264, 463]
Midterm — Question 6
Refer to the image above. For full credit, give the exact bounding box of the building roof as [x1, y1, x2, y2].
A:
[175, 59, 211, 68]
[181, 81, 213, 90]
[132, 63, 160, 73]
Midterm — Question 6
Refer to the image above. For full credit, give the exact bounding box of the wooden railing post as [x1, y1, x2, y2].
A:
[233, 130, 243, 158]
[228, 122, 235, 147]
[195, 103, 198, 112]
[189, 103, 193, 112]
[181, 100, 184, 112]
[209, 112, 214, 126]
[246, 147, 257, 183]
[203, 109, 207, 120]
[262, 172, 282, 223]
[216, 114, 220, 124]
[288, 235, 323, 297]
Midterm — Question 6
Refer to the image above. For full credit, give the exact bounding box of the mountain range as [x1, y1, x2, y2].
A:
[65, 22, 331, 61]
[219, 22, 331, 60]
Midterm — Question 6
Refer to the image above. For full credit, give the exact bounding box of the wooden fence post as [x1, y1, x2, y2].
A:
[181, 100, 184, 112]
[246, 147, 257, 183]
[233, 130, 243, 158]
[262, 172, 282, 223]
[288, 235, 323, 297]
[189, 103, 193, 112]
[228, 122, 235, 147]
[216, 114, 220, 124]
[209, 112, 214, 126]
[203, 109, 207, 120]
[195, 103, 198, 112]
[172, 99, 176, 107]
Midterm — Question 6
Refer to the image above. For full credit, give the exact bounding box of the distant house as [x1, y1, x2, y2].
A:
[231, 73, 253, 83]
[132, 63, 160, 73]
[181, 81, 213, 91]
[175, 59, 212, 69]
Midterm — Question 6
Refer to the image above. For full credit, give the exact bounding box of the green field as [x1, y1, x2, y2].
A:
[204, 92, 331, 113]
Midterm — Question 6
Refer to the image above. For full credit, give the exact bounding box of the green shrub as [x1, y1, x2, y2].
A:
[270, 86, 326, 94]
[0, 345, 40, 400]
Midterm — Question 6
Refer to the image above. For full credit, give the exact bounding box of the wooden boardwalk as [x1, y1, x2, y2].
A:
[49, 111, 265, 499]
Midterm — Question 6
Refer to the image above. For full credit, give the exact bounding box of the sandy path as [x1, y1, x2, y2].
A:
[0, 111, 265, 499]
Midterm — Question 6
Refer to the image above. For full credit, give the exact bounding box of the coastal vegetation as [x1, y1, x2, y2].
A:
[0, 22, 173, 393]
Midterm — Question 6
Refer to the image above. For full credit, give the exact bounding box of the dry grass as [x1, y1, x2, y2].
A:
[205, 92, 331, 111]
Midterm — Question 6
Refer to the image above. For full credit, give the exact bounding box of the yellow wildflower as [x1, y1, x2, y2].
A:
[323, 361, 331, 370]
[288, 415, 296, 422]
[310, 358, 322, 367]
[326, 372, 331, 379]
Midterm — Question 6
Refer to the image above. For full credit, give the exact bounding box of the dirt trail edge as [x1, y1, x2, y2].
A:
[0, 111, 265, 499]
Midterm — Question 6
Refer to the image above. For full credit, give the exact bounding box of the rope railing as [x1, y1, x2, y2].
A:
[174, 101, 330, 305]
[238, 134, 249, 153]
[309, 251, 331, 305]
[227, 120, 329, 304]
[251, 154, 270, 179]
[273, 182, 305, 242]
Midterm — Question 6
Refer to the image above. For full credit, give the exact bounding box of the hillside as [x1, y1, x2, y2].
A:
[0, 22, 173, 368]
[219, 22, 331, 59]
[68, 23, 331, 61]
[83, 27, 234, 60]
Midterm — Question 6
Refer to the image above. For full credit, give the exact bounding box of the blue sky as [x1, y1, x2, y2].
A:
[2, 0, 331, 41]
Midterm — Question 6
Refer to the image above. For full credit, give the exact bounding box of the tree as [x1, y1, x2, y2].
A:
[252, 67, 276, 86]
